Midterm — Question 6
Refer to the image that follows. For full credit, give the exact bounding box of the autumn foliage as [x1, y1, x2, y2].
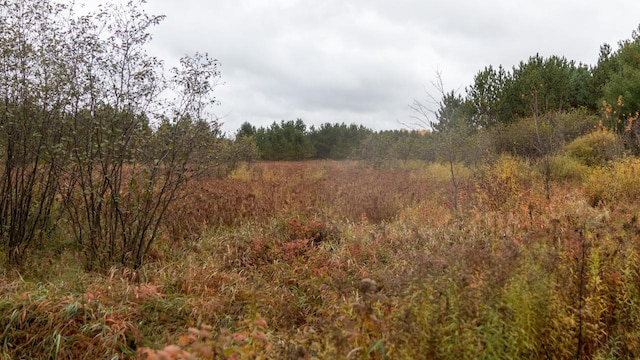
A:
[1, 158, 639, 359]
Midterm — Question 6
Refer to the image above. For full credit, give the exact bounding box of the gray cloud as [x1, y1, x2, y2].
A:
[82, 0, 640, 134]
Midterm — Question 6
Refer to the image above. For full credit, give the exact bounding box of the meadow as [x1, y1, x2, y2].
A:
[2, 157, 640, 359]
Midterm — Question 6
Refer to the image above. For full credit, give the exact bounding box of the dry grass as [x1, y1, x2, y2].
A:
[2, 159, 640, 359]
[163, 161, 436, 242]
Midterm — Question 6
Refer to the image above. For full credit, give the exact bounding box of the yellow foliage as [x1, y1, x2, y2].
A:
[474, 154, 534, 210]
[547, 155, 591, 183]
[584, 157, 640, 206]
[564, 129, 622, 167]
[411, 161, 471, 184]
[228, 162, 254, 181]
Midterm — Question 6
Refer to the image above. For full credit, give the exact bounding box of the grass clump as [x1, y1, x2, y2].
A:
[0, 273, 180, 359]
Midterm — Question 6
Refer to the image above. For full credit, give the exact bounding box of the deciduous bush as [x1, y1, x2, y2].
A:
[547, 154, 591, 182]
[564, 128, 622, 166]
[0, 0, 223, 270]
[584, 157, 640, 206]
[492, 109, 597, 159]
[492, 116, 558, 158]
[473, 154, 535, 211]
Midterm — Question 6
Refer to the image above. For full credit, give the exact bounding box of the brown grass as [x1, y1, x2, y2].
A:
[163, 161, 438, 243]
[3, 159, 640, 359]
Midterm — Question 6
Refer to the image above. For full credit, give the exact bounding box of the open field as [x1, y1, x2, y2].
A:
[2, 159, 640, 359]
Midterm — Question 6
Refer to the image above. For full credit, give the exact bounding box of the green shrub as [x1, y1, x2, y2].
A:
[492, 117, 555, 157]
[553, 107, 602, 141]
[492, 109, 599, 159]
[547, 154, 591, 182]
[564, 129, 622, 166]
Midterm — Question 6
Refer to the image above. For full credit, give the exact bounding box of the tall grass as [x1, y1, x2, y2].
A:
[2, 160, 640, 358]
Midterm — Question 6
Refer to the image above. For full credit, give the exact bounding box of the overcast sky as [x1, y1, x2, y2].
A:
[82, 0, 640, 134]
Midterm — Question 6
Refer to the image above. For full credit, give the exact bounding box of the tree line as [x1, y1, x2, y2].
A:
[236, 25, 640, 163]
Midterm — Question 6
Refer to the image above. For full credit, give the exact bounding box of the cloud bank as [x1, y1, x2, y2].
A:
[83, 0, 640, 134]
